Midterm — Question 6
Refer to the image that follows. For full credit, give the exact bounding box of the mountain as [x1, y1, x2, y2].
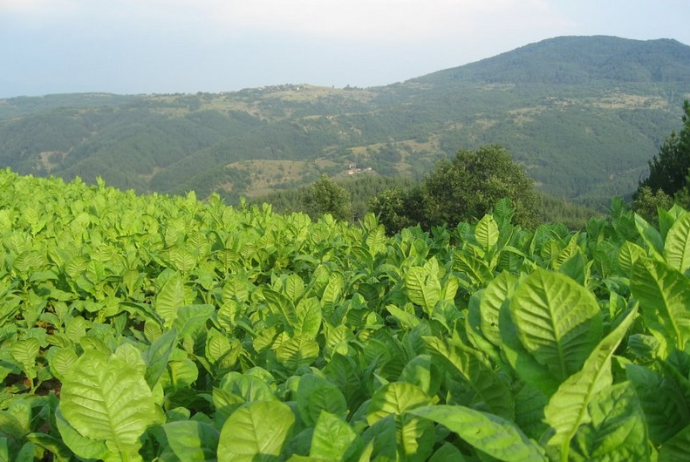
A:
[418, 36, 690, 85]
[1, 35, 689, 207]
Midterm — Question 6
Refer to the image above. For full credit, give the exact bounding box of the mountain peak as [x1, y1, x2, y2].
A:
[414, 35, 690, 85]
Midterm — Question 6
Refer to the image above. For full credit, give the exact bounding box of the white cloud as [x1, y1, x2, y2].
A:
[1, 0, 572, 42]
[186, 0, 572, 42]
[1, 0, 77, 17]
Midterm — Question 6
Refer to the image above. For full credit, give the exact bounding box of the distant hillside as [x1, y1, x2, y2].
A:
[1, 36, 689, 207]
[417, 36, 690, 85]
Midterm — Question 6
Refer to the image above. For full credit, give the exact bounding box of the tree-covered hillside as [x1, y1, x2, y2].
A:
[1, 36, 689, 207]
[417, 36, 690, 85]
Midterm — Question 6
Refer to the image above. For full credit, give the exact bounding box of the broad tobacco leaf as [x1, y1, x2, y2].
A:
[59, 350, 160, 458]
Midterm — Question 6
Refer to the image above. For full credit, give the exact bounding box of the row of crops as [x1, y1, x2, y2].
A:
[1, 168, 690, 461]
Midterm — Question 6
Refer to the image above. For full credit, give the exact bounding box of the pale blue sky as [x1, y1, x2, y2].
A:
[1, 0, 689, 98]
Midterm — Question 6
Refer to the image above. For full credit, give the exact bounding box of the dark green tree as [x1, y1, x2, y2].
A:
[423, 145, 537, 228]
[369, 186, 430, 233]
[371, 145, 538, 234]
[633, 100, 690, 219]
[301, 175, 352, 221]
[638, 100, 690, 196]
[631, 186, 674, 222]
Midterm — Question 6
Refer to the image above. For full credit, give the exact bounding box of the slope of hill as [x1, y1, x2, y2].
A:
[1, 36, 689, 206]
[417, 36, 690, 85]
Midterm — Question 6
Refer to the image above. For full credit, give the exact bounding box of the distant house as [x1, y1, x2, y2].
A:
[346, 164, 373, 175]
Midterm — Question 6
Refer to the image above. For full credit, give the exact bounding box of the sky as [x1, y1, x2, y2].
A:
[1, 0, 690, 98]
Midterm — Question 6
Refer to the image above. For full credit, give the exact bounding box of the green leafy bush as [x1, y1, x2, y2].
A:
[1, 168, 690, 461]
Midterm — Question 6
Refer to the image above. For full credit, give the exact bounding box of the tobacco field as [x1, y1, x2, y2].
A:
[2, 168, 690, 461]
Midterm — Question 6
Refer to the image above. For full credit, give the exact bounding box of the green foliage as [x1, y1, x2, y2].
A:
[632, 186, 674, 222]
[536, 193, 601, 230]
[218, 401, 294, 462]
[60, 350, 160, 459]
[639, 100, 690, 195]
[371, 145, 537, 233]
[635, 100, 690, 220]
[424, 145, 538, 227]
[410, 405, 547, 461]
[2, 168, 690, 460]
[255, 175, 416, 221]
[300, 175, 353, 221]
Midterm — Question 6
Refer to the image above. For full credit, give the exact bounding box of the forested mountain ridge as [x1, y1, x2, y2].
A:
[1, 35, 689, 207]
[416, 36, 690, 85]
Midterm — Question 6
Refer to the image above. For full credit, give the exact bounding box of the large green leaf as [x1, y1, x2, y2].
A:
[321, 274, 344, 314]
[0, 411, 26, 440]
[296, 374, 348, 426]
[161, 420, 220, 462]
[173, 304, 214, 339]
[635, 213, 664, 259]
[567, 382, 651, 461]
[162, 359, 199, 393]
[500, 299, 562, 396]
[396, 413, 435, 462]
[275, 337, 319, 371]
[362, 414, 397, 461]
[454, 252, 494, 288]
[543, 307, 636, 459]
[507, 268, 602, 383]
[218, 371, 277, 403]
[310, 412, 357, 461]
[284, 273, 305, 303]
[631, 258, 690, 351]
[478, 271, 516, 347]
[514, 384, 548, 439]
[0, 438, 8, 462]
[428, 442, 466, 462]
[386, 304, 421, 330]
[59, 350, 159, 456]
[424, 336, 514, 419]
[665, 212, 690, 273]
[217, 401, 294, 462]
[144, 328, 178, 389]
[295, 297, 322, 339]
[410, 405, 547, 462]
[205, 328, 241, 373]
[55, 406, 114, 461]
[25, 432, 73, 462]
[366, 382, 431, 426]
[263, 289, 297, 334]
[10, 338, 40, 380]
[49, 347, 79, 381]
[627, 363, 690, 444]
[658, 423, 690, 462]
[155, 272, 187, 328]
[475, 214, 499, 253]
[404, 266, 441, 315]
[399, 354, 442, 398]
[618, 241, 645, 277]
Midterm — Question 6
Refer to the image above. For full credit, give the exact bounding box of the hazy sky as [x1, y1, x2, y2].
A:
[2, 0, 689, 98]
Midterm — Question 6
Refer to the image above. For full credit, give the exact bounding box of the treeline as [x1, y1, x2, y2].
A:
[251, 175, 417, 221]
[253, 146, 601, 233]
[632, 100, 690, 219]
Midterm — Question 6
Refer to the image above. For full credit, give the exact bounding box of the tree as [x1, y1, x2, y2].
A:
[638, 100, 690, 196]
[371, 145, 538, 234]
[423, 145, 537, 228]
[633, 100, 690, 219]
[301, 175, 352, 221]
[369, 186, 430, 233]
[631, 186, 673, 222]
